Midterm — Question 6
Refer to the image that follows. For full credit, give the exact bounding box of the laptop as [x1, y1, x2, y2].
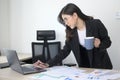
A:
[4, 49, 46, 75]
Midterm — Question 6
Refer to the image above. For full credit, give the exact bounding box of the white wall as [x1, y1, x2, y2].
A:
[0, 0, 120, 69]
[0, 0, 10, 52]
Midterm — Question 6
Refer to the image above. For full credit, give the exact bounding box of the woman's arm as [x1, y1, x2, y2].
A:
[47, 40, 71, 67]
[95, 19, 112, 49]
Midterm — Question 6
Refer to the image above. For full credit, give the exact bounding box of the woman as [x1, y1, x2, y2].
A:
[34, 3, 113, 69]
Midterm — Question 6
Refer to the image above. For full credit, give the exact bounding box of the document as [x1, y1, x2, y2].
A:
[30, 66, 120, 80]
[30, 66, 86, 80]
[87, 69, 120, 80]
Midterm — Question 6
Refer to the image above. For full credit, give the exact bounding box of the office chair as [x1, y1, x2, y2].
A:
[37, 30, 55, 61]
[31, 30, 62, 65]
[31, 41, 62, 65]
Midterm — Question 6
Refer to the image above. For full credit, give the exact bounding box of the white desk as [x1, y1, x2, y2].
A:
[0, 66, 120, 80]
[0, 54, 32, 69]
[0, 54, 32, 64]
[0, 67, 34, 80]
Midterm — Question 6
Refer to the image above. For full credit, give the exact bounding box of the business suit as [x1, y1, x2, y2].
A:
[47, 19, 113, 69]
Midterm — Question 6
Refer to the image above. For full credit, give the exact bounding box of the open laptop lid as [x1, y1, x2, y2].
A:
[4, 49, 46, 75]
[4, 49, 24, 74]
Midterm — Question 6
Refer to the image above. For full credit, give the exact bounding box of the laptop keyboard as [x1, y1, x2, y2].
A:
[22, 65, 46, 72]
[22, 66, 36, 72]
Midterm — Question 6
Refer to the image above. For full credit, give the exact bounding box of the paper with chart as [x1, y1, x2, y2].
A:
[30, 66, 120, 80]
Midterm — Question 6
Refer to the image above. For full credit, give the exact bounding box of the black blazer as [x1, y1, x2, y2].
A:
[47, 19, 113, 69]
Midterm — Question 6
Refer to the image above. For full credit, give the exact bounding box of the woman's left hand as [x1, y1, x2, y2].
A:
[94, 38, 101, 48]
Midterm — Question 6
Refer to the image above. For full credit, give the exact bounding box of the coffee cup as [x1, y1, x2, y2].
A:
[84, 37, 94, 50]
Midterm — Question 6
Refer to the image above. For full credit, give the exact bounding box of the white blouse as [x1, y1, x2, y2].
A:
[77, 28, 86, 47]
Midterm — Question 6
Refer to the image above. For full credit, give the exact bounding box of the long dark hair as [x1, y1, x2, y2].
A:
[58, 3, 93, 41]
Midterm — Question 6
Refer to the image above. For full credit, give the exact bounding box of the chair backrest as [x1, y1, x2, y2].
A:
[31, 41, 61, 64]
[37, 30, 55, 40]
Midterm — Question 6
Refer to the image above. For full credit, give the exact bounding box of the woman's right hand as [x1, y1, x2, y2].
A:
[33, 60, 49, 68]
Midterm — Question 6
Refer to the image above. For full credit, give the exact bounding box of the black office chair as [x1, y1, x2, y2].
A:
[31, 41, 62, 65]
[31, 30, 62, 65]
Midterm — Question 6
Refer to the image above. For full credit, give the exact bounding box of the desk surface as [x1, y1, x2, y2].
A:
[0, 54, 32, 64]
[0, 67, 33, 80]
[0, 66, 120, 80]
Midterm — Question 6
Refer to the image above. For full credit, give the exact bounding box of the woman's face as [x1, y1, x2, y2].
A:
[62, 13, 78, 29]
